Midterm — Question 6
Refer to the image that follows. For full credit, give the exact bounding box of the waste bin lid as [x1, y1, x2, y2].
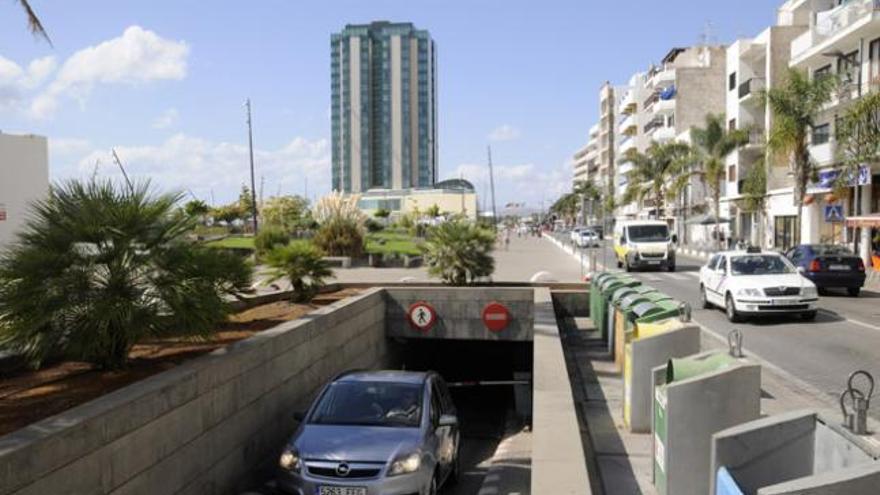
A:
[666, 352, 738, 383]
[619, 293, 650, 310]
[630, 301, 663, 320]
[643, 292, 673, 303]
[633, 285, 657, 295]
[635, 299, 683, 323]
[611, 286, 638, 302]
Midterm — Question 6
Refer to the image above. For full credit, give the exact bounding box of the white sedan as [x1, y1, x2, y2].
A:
[699, 249, 819, 322]
[575, 230, 600, 248]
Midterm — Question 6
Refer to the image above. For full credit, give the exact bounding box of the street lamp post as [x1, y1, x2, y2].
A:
[245, 98, 259, 234]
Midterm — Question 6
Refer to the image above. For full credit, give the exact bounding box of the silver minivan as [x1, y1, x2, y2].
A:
[277, 370, 460, 495]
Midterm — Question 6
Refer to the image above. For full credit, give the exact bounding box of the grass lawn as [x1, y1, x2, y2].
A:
[205, 236, 255, 250]
[366, 231, 422, 256]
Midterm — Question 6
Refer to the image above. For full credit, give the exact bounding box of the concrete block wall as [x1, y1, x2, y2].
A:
[0, 288, 390, 495]
[384, 287, 534, 341]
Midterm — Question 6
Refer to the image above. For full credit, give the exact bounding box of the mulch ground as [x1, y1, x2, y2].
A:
[0, 288, 362, 437]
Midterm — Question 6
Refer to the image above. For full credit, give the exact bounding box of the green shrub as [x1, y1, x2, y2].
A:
[266, 243, 333, 303]
[365, 218, 385, 233]
[313, 218, 365, 257]
[422, 220, 495, 285]
[0, 179, 253, 370]
[254, 227, 289, 257]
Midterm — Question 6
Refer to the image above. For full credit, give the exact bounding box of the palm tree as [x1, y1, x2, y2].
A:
[15, 0, 51, 45]
[622, 141, 691, 219]
[266, 242, 333, 303]
[689, 114, 750, 249]
[0, 179, 253, 369]
[763, 68, 835, 244]
[422, 219, 495, 285]
[573, 179, 602, 224]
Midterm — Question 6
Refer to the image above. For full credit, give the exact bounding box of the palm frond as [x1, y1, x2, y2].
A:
[16, 0, 52, 46]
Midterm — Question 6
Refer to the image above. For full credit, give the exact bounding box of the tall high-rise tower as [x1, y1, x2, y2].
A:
[331, 21, 437, 193]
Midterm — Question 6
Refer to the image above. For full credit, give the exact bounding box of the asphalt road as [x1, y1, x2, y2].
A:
[548, 234, 880, 419]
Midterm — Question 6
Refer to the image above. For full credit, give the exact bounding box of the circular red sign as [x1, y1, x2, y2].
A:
[482, 302, 511, 332]
[407, 301, 437, 332]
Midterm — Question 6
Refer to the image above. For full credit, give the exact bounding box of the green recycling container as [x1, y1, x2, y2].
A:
[599, 276, 640, 340]
[635, 299, 683, 326]
[590, 272, 616, 323]
[653, 351, 739, 495]
[607, 286, 643, 352]
[612, 290, 657, 369]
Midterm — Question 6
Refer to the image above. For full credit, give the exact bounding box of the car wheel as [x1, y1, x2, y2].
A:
[725, 294, 742, 323]
[700, 285, 711, 309]
[428, 473, 438, 495]
[667, 263, 676, 273]
[617, 260, 623, 269]
[448, 450, 461, 485]
[817, 287, 828, 296]
[847, 287, 861, 297]
[802, 310, 818, 321]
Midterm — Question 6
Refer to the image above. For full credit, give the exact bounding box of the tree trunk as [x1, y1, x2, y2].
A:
[714, 189, 722, 251]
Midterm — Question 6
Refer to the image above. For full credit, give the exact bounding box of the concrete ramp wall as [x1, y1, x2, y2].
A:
[384, 287, 534, 341]
[0, 289, 390, 495]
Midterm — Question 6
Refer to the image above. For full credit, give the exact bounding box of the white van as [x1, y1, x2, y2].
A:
[613, 220, 677, 272]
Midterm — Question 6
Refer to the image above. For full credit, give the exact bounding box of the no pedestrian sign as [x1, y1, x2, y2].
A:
[482, 302, 511, 332]
[407, 301, 437, 331]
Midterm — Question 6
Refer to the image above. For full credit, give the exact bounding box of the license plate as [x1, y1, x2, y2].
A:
[829, 264, 851, 271]
[771, 299, 798, 306]
[319, 487, 367, 495]
[646, 260, 661, 265]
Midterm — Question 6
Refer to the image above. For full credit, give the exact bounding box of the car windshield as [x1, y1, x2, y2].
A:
[627, 225, 669, 243]
[810, 245, 853, 256]
[730, 255, 794, 276]
[310, 381, 423, 427]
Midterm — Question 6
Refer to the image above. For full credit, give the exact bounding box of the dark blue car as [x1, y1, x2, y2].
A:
[784, 244, 866, 296]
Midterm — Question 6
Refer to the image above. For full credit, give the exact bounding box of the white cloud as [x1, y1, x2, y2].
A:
[27, 26, 189, 119]
[488, 124, 522, 142]
[53, 134, 330, 205]
[444, 161, 570, 210]
[0, 55, 56, 110]
[152, 108, 179, 129]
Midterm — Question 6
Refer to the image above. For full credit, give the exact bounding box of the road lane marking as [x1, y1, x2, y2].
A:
[817, 309, 880, 333]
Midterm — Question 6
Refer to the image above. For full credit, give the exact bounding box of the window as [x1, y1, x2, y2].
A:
[728, 165, 736, 182]
[729, 72, 737, 91]
[870, 38, 880, 86]
[812, 123, 831, 145]
[730, 255, 794, 275]
[815, 64, 833, 81]
[774, 216, 797, 251]
[310, 381, 423, 428]
[837, 50, 859, 82]
[707, 254, 721, 270]
[729, 118, 737, 132]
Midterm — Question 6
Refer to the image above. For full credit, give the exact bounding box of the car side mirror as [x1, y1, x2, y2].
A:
[671, 234, 678, 244]
[619, 236, 626, 245]
[437, 414, 458, 428]
[293, 411, 305, 422]
[796, 266, 806, 275]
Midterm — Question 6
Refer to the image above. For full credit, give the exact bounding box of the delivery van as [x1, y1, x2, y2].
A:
[614, 220, 678, 272]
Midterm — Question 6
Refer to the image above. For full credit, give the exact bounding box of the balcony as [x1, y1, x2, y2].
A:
[738, 77, 765, 104]
[648, 68, 676, 87]
[643, 117, 664, 135]
[618, 113, 637, 135]
[618, 136, 636, 155]
[791, 0, 880, 64]
[652, 126, 676, 142]
[654, 97, 675, 115]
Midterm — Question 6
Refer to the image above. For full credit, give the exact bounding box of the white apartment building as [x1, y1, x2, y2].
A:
[723, 3, 810, 250]
[0, 133, 49, 251]
[572, 123, 600, 186]
[782, 0, 880, 263]
[613, 46, 727, 237]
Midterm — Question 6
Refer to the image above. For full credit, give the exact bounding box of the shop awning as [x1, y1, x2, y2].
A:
[685, 213, 731, 226]
[845, 215, 880, 228]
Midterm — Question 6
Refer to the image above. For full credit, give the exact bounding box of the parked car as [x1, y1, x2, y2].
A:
[699, 248, 819, 322]
[569, 227, 585, 244]
[575, 229, 600, 248]
[277, 370, 459, 495]
[784, 244, 866, 297]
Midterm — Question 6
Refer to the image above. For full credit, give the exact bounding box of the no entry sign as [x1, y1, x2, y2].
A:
[407, 301, 437, 331]
[482, 302, 511, 332]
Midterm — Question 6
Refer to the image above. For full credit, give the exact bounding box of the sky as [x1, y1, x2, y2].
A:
[0, 0, 780, 209]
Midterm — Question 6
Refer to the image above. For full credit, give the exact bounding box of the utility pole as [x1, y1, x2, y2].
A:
[111, 149, 134, 193]
[487, 145, 498, 229]
[245, 98, 259, 234]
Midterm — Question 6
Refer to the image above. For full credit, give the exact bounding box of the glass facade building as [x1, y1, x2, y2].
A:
[331, 22, 437, 193]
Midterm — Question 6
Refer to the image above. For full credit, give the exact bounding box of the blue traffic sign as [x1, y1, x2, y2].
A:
[824, 205, 844, 223]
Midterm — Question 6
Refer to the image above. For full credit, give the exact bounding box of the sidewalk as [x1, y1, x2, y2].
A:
[559, 316, 880, 495]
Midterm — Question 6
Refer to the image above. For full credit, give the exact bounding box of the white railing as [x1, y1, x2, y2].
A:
[793, 0, 880, 60]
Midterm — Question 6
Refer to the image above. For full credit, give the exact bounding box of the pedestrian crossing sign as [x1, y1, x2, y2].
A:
[824, 205, 844, 223]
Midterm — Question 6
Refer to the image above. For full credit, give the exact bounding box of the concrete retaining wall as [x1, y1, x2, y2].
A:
[0, 288, 391, 495]
[384, 287, 534, 341]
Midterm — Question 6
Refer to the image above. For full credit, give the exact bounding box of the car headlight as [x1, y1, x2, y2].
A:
[736, 288, 762, 298]
[387, 451, 422, 476]
[802, 286, 817, 298]
[279, 447, 301, 472]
